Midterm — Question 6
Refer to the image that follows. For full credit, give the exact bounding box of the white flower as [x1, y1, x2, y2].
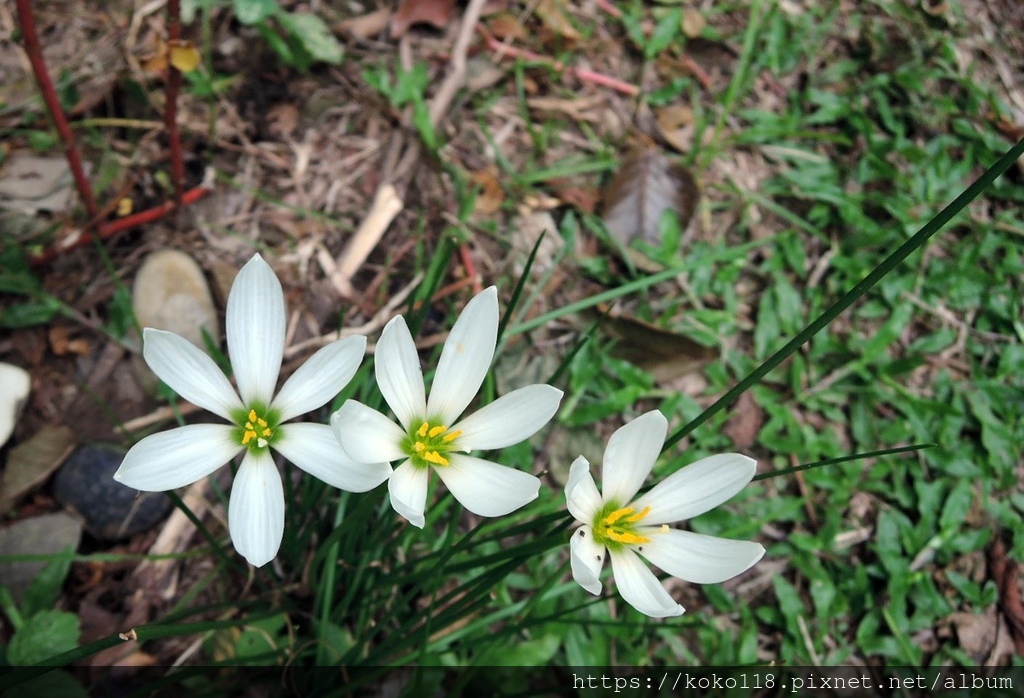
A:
[114, 254, 392, 567]
[566, 410, 764, 618]
[330, 286, 562, 528]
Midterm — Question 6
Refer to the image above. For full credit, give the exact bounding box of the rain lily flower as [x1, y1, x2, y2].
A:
[566, 410, 764, 617]
[114, 254, 391, 567]
[331, 286, 562, 528]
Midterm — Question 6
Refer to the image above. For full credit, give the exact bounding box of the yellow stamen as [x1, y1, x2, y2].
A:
[423, 451, 449, 466]
[624, 506, 652, 523]
[607, 530, 651, 545]
[418, 422, 429, 437]
[241, 409, 273, 448]
[603, 507, 635, 526]
[428, 425, 447, 438]
[599, 504, 655, 546]
[442, 429, 462, 442]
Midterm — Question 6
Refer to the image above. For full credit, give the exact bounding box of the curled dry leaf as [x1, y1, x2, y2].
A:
[600, 146, 699, 248]
[391, 0, 457, 38]
[590, 303, 714, 383]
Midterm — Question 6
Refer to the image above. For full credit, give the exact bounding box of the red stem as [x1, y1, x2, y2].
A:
[28, 186, 211, 267]
[166, 0, 185, 209]
[14, 0, 100, 223]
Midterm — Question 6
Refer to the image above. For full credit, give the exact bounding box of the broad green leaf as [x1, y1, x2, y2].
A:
[233, 0, 278, 25]
[7, 610, 80, 665]
[278, 12, 344, 65]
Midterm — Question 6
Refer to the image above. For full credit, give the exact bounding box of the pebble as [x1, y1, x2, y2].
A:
[0, 512, 81, 603]
[53, 444, 172, 541]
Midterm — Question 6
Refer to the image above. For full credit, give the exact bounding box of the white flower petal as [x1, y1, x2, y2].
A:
[375, 316, 427, 430]
[453, 384, 563, 451]
[142, 328, 243, 421]
[565, 456, 602, 523]
[114, 424, 240, 491]
[631, 453, 757, 525]
[329, 400, 407, 463]
[609, 548, 684, 618]
[228, 450, 284, 567]
[569, 525, 605, 595]
[271, 335, 366, 422]
[637, 529, 765, 584]
[388, 459, 429, 528]
[425, 287, 498, 425]
[227, 254, 286, 406]
[435, 454, 539, 518]
[275, 422, 392, 492]
[602, 410, 668, 506]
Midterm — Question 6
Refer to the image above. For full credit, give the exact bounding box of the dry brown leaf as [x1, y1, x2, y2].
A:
[681, 8, 706, 38]
[723, 391, 764, 450]
[0, 425, 75, 511]
[591, 304, 714, 383]
[471, 167, 504, 215]
[391, 0, 457, 38]
[168, 40, 201, 73]
[337, 8, 392, 39]
[487, 13, 526, 41]
[655, 104, 695, 154]
[535, 0, 582, 41]
[601, 146, 699, 248]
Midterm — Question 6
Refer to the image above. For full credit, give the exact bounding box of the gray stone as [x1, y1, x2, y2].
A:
[0, 512, 82, 602]
[53, 445, 172, 541]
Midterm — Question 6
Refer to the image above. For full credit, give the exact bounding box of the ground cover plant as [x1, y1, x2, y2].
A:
[0, 0, 1023, 692]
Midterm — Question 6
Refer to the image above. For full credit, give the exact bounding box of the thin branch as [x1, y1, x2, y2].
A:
[28, 186, 211, 267]
[480, 29, 640, 96]
[14, 0, 100, 222]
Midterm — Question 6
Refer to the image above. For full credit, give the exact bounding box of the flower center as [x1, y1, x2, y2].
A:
[241, 408, 273, 449]
[403, 420, 462, 468]
[592, 503, 668, 549]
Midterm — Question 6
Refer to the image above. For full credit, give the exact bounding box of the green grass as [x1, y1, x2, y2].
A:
[1, 0, 1023, 689]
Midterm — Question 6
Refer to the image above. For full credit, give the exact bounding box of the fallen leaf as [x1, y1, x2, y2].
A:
[391, 0, 457, 38]
[600, 146, 699, 249]
[336, 8, 392, 39]
[535, 0, 582, 42]
[681, 8, 705, 38]
[722, 391, 763, 450]
[0, 425, 76, 511]
[655, 104, 695, 154]
[487, 13, 526, 41]
[0, 153, 90, 214]
[471, 168, 504, 216]
[168, 40, 201, 73]
[550, 183, 599, 214]
[590, 304, 714, 383]
[949, 610, 998, 663]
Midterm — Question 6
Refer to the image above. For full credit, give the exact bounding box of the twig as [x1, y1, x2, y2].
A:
[28, 185, 211, 267]
[14, 0, 100, 222]
[481, 29, 640, 96]
[329, 184, 404, 298]
[166, 0, 185, 209]
[428, 0, 488, 127]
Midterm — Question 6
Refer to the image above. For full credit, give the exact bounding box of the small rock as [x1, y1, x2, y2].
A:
[133, 249, 219, 349]
[0, 362, 31, 448]
[53, 445, 172, 541]
[132, 250, 220, 392]
[0, 512, 82, 603]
